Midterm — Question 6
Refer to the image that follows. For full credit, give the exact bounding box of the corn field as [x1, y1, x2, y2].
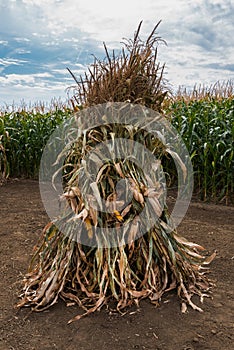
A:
[0, 85, 233, 203]
[167, 96, 234, 203]
[0, 107, 72, 178]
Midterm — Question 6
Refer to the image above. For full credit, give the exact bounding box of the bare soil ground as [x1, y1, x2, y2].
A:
[0, 179, 233, 350]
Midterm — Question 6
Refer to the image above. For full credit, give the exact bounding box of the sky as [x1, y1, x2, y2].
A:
[0, 0, 233, 107]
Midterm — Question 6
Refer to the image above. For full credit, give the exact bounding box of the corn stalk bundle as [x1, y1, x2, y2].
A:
[18, 22, 215, 322]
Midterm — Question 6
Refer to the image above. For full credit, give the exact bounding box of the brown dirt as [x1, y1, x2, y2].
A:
[0, 179, 233, 350]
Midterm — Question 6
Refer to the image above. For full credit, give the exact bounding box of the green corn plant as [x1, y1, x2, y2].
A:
[0, 117, 10, 181]
[166, 96, 234, 204]
[1, 108, 72, 178]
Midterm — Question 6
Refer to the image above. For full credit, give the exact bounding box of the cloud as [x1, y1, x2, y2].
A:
[0, 0, 233, 105]
[0, 74, 35, 84]
[52, 66, 86, 76]
[204, 63, 234, 72]
[0, 40, 8, 45]
[14, 37, 31, 43]
[0, 72, 53, 85]
[13, 48, 31, 54]
[0, 58, 28, 67]
[0, 83, 67, 108]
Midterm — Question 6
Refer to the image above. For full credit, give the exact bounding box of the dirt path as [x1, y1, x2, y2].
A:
[0, 180, 233, 350]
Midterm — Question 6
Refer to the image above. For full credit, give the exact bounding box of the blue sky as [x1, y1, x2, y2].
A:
[0, 0, 233, 106]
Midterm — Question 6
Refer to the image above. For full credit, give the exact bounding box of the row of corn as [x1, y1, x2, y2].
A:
[0, 108, 72, 178]
[0, 93, 233, 203]
[167, 97, 233, 203]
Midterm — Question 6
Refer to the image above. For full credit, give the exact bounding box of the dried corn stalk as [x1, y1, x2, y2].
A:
[68, 21, 167, 111]
[17, 22, 215, 323]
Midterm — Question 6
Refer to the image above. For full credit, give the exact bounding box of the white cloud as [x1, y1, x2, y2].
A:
[0, 72, 53, 85]
[14, 37, 31, 43]
[13, 48, 31, 54]
[52, 67, 86, 76]
[0, 0, 233, 104]
[0, 40, 8, 45]
[0, 58, 28, 67]
[0, 83, 68, 107]
[32, 33, 48, 38]
[0, 74, 34, 84]
[35, 72, 53, 78]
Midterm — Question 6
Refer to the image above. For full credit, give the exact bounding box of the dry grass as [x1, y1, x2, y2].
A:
[175, 80, 234, 102]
